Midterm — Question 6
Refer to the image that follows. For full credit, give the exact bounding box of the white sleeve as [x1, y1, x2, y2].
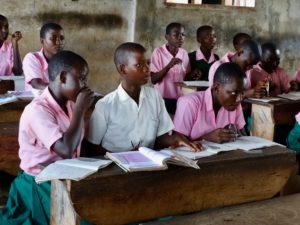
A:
[86, 100, 108, 145]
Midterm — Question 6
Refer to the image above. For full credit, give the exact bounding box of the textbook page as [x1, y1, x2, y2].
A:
[278, 92, 300, 101]
[106, 151, 166, 172]
[224, 136, 282, 151]
[0, 94, 17, 105]
[248, 97, 282, 102]
[170, 141, 236, 160]
[55, 157, 112, 170]
[35, 158, 112, 183]
[8, 90, 34, 100]
[183, 81, 209, 87]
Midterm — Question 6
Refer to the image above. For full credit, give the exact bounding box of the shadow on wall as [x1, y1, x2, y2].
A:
[35, 12, 123, 28]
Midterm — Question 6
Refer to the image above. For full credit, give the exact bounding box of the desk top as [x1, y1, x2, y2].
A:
[245, 97, 300, 107]
[83, 145, 295, 180]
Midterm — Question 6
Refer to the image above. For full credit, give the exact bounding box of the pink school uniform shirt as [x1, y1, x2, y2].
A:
[208, 51, 251, 89]
[19, 87, 83, 176]
[150, 44, 190, 99]
[249, 63, 291, 96]
[196, 48, 218, 63]
[293, 69, 300, 83]
[23, 48, 49, 91]
[173, 88, 245, 141]
[0, 41, 14, 76]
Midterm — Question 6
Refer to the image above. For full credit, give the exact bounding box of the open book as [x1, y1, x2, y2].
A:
[8, 90, 34, 100]
[105, 147, 200, 172]
[0, 93, 18, 105]
[35, 157, 112, 183]
[248, 97, 282, 102]
[278, 92, 300, 101]
[183, 81, 209, 87]
[171, 136, 282, 160]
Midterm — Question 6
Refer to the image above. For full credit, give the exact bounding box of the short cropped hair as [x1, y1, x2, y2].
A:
[40, 22, 63, 39]
[0, 15, 8, 24]
[197, 25, 213, 38]
[166, 22, 183, 35]
[233, 33, 251, 48]
[48, 50, 88, 82]
[239, 39, 261, 62]
[114, 42, 146, 68]
[261, 42, 277, 56]
[213, 62, 246, 85]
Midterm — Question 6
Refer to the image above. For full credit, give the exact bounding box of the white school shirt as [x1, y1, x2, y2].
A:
[87, 84, 174, 152]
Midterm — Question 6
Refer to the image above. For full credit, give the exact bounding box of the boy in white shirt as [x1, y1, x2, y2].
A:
[87, 42, 201, 153]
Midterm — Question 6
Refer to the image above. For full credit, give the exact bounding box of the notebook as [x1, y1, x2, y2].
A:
[106, 147, 200, 172]
[35, 157, 112, 183]
[170, 136, 282, 160]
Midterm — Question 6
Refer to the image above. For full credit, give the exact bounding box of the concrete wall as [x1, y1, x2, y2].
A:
[1, 0, 300, 94]
[1, 0, 136, 94]
[135, 0, 300, 76]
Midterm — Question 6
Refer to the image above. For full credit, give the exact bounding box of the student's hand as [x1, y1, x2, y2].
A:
[190, 68, 202, 80]
[290, 80, 299, 91]
[253, 80, 267, 98]
[202, 128, 236, 144]
[170, 133, 203, 152]
[166, 58, 182, 70]
[74, 87, 94, 114]
[11, 31, 22, 43]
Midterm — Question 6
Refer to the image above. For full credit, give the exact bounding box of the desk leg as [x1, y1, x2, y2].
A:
[50, 180, 79, 225]
[251, 104, 275, 141]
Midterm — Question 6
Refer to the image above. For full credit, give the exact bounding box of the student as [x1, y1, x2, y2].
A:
[287, 112, 300, 154]
[0, 51, 94, 225]
[23, 22, 64, 93]
[86, 42, 201, 153]
[174, 62, 246, 143]
[185, 25, 219, 81]
[0, 14, 22, 75]
[233, 32, 251, 52]
[150, 22, 190, 114]
[249, 42, 296, 96]
[208, 39, 260, 87]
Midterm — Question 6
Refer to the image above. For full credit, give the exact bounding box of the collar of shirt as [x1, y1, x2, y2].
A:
[39, 87, 73, 119]
[0, 41, 10, 53]
[196, 48, 216, 63]
[117, 84, 147, 107]
[162, 43, 185, 59]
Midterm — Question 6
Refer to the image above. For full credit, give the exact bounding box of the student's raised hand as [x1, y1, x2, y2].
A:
[190, 68, 202, 80]
[170, 133, 203, 152]
[74, 87, 94, 114]
[167, 58, 182, 70]
[202, 128, 236, 144]
[11, 31, 22, 43]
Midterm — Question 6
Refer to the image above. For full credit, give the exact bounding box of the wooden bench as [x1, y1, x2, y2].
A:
[145, 193, 300, 225]
[50, 146, 295, 225]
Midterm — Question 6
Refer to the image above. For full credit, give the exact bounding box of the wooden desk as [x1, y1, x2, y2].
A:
[51, 146, 295, 225]
[246, 98, 300, 141]
[176, 81, 208, 95]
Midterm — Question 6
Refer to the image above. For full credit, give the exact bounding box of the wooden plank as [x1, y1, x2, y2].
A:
[0, 122, 20, 175]
[145, 193, 300, 225]
[51, 146, 295, 225]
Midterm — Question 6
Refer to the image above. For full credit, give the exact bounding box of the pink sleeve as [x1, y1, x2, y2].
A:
[208, 61, 221, 87]
[295, 70, 300, 83]
[23, 53, 44, 85]
[30, 105, 63, 151]
[173, 95, 198, 137]
[279, 69, 291, 93]
[245, 70, 252, 89]
[235, 104, 246, 130]
[150, 48, 162, 73]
